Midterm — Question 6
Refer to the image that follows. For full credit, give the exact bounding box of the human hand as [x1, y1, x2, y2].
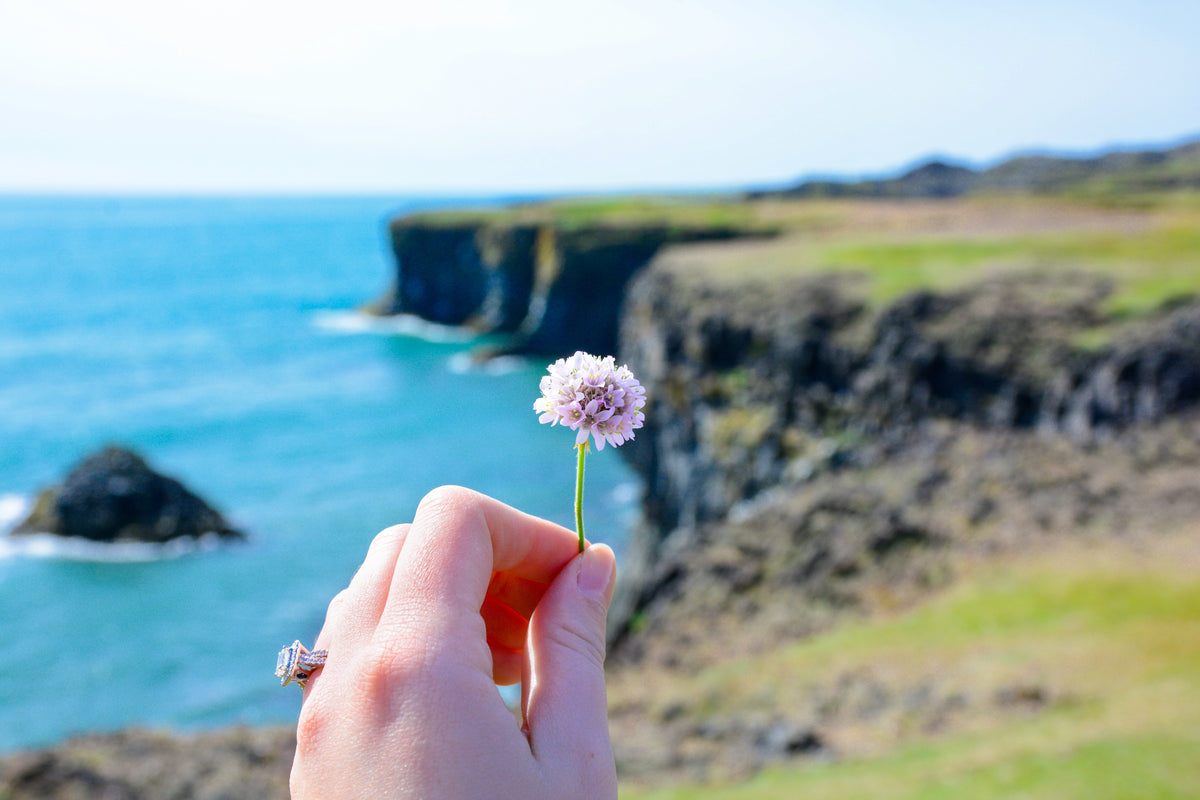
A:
[289, 486, 619, 799]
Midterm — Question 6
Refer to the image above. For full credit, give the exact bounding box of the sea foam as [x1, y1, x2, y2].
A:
[0, 493, 30, 532]
[0, 529, 225, 563]
[447, 352, 526, 376]
[311, 310, 476, 343]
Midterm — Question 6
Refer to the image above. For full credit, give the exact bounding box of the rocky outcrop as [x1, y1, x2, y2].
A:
[369, 217, 755, 357]
[610, 259, 1200, 641]
[12, 446, 244, 544]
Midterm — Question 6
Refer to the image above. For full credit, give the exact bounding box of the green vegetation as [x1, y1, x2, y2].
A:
[813, 221, 1200, 316]
[404, 193, 775, 234]
[633, 733, 1200, 800]
[622, 543, 1200, 799]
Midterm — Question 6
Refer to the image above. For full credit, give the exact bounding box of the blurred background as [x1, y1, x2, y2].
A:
[2, 1, 1199, 798]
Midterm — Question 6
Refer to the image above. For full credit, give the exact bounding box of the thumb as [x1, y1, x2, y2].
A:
[524, 543, 618, 791]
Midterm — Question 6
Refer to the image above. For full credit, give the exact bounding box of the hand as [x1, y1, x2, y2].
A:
[290, 486, 619, 799]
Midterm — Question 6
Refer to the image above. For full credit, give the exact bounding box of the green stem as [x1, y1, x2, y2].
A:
[574, 443, 587, 553]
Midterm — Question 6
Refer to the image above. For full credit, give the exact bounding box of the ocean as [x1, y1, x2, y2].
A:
[0, 195, 640, 752]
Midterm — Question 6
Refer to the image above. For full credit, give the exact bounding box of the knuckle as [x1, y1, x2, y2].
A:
[415, 485, 479, 521]
[367, 524, 407, 556]
[293, 695, 327, 760]
[546, 613, 607, 671]
[358, 620, 428, 687]
[324, 588, 352, 621]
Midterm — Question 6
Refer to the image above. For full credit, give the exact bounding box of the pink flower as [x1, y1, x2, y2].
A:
[534, 351, 646, 450]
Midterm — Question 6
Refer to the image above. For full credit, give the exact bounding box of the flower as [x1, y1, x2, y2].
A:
[534, 351, 646, 450]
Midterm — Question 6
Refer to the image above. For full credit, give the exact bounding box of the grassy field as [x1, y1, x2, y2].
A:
[811, 221, 1200, 317]
[403, 193, 776, 232]
[655, 197, 1200, 319]
[620, 536, 1200, 799]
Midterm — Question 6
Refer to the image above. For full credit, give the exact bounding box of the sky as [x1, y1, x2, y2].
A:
[2, 0, 1199, 194]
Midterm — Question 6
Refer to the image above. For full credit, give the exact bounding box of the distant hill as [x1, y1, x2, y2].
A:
[758, 136, 1200, 200]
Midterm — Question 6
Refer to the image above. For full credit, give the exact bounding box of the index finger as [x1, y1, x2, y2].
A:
[383, 486, 580, 639]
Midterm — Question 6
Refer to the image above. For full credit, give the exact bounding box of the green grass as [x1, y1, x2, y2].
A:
[808, 223, 1200, 316]
[404, 193, 774, 233]
[666, 216, 1200, 330]
[621, 544, 1200, 799]
[634, 732, 1200, 800]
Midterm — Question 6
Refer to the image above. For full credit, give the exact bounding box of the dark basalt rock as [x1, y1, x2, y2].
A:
[12, 446, 244, 544]
[608, 263, 1200, 645]
[373, 217, 754, 359]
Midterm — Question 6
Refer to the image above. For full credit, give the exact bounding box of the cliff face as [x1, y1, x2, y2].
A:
[371, 216, 752, 356]
[611, 257, 1200, 639]
[370, 224, 500, 327]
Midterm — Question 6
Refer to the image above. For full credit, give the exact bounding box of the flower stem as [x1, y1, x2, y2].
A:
[574, 443, 587, 553]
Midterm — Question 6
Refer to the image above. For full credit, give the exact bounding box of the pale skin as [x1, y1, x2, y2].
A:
[290, 485, 619, 799]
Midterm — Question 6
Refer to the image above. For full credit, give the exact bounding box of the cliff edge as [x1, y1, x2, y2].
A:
[365, 199, 773, 357]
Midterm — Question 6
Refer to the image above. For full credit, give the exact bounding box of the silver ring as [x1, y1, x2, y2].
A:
[275, 640, 328, 688]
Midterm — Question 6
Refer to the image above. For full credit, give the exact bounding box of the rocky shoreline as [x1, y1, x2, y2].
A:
[0, 727, 294, 800]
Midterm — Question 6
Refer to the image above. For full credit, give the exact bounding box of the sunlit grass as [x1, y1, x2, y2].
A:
[620, 542, 1200, 799]
[632, 731, 1200, 800]
[406, 193, 777, 233]
[816, 223, 1200, 316]
[674, 219, 1200, 317]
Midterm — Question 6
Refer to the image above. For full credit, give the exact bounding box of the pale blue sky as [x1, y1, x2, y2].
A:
[2, 0, 1198, 193]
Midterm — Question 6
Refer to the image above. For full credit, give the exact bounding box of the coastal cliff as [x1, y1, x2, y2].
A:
[613, 260, 1200, 611]
[366, 202, 764, 357]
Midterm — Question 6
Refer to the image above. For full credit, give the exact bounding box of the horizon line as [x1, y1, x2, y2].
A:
[3, 130, 1196, 200]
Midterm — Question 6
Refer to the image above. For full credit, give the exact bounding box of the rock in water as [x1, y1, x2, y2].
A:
[12, 446, 244, 543]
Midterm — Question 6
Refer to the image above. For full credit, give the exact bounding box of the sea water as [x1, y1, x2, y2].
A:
[0, 195, 640, 752]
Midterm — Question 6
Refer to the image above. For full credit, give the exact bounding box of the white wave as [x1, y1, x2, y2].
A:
[311, 310, 476, 343]
[0, 493, 30, 532]
[609, 481, 642, 506]
[447, 352, 527, 376]
[0, 530, 226, 563]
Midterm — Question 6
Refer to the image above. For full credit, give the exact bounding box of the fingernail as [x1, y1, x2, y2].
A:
[577, 544, 615, 599]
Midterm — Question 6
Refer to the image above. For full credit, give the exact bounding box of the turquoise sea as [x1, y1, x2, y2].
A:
[0, 195, 639, 752]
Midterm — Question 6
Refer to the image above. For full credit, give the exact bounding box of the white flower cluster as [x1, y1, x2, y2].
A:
[534, 351, 646, 450]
